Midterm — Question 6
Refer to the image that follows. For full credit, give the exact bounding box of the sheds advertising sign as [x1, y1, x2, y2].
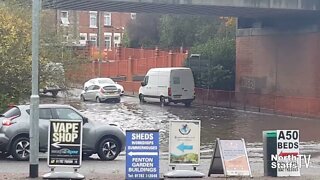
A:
[169, 120, 201, 165]
[48, 119, 83, 167]
[126, 130, 160, 179]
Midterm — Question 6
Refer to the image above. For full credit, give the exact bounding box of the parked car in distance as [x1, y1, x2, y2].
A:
[139, 67, 195, 107]
[81, 84, 120, 103]
[0, 104, 126, 161]
[84, 78, 124, 96]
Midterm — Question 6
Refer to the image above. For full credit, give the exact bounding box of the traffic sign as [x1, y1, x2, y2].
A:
[126, 130, 160, 179]
[263, 130, 300, 177]
[169, 120, 200, 165]
[48, 119, 82, 167]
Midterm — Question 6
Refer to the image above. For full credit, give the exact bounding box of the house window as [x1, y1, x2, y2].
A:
[60, 11, 70, 26]
[105, 35, 111, 49]
[114, 33, 121, 47]
[104, 12, 111, 26]
[89, 11, 97, 28]
[130, 13, 136, 20]
[89, 33, 97, 46]
[79, 33, 87, 45]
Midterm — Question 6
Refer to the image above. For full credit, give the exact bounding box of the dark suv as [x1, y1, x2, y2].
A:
[0, 104, 125, 161]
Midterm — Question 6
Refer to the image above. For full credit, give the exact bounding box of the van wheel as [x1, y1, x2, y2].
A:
[139, 94, 145, 103]
[160, 96, 168, 106]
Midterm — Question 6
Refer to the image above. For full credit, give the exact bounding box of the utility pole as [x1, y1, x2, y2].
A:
[30, 0, 41, 178]
[97, 11, 103, 77]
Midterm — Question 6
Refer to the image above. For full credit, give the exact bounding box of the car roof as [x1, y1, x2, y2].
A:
[16, 104, 73, 110]
[149, 67, 191, 72]
[89, 78, 113, 81]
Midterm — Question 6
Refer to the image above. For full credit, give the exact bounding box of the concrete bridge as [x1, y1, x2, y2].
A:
[44, 0, 320, 98]
[43, 0, 320, 17]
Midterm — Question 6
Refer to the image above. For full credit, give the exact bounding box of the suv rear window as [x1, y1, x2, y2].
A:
[3, 107, 21, 118]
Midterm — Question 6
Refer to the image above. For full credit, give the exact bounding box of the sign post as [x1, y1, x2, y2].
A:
[263, 130, 300, 177]
[208, 138, 252, 177]
[43, 119, 84, 179]
[126, 130, 160, 180]
[164, 120, 204, 178]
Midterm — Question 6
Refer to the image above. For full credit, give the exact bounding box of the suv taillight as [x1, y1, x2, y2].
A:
[168, 87, 172, 97]
[2, 115, 18, 126]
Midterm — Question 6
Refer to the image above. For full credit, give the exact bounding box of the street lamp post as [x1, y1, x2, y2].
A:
[30, 0, 41, 178]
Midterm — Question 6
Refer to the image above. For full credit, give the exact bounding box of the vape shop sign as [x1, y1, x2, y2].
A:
[48, 119, 83, 167]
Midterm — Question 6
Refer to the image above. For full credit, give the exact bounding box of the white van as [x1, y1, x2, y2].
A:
[139, 67, 195, 107]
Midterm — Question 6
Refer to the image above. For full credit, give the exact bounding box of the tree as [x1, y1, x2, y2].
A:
[0, 4, 32, 111]
[186, 37, 236, 90]
[125, 13, 161, 48]
[159, 15, 222, 48]
[0, 2, 87, 112]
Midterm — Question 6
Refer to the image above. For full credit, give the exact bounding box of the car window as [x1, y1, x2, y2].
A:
[173, 77, 180, 84]
[103, 85, 117, 91]
[3, 107, 21, 118]
[87, 85, 95, 90]
[98, 78, 114, 84]
[55, 108, 82, 120]
[39, 108, 53, 119]
[26, 109, 53, 120]
[93, 85, 100, 90]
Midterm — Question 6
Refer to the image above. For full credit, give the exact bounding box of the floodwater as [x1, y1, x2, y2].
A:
[42, 90, 320, 157]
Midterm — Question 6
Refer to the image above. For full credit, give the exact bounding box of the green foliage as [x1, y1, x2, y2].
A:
[159, 15, 221, 48]
[0, 94, 19, 113]
[186, 37, 236, 90]
[0, 5, 32, 105]
[0, 2, 87, 110]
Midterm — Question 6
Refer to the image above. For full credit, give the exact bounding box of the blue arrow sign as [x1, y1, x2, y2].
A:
[177, 143, 193, 152]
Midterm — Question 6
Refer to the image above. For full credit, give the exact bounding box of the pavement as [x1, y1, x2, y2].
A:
[0, 152, 320, 180]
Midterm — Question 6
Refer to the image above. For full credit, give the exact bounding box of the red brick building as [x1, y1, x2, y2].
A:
[55, 10, 136, 48]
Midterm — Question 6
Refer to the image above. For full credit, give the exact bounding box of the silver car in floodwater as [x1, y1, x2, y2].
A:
[80, 83, 120, 103]
[0, 104, 125, 161]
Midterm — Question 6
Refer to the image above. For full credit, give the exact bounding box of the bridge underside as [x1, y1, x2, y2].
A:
[43, 0, 320, 18]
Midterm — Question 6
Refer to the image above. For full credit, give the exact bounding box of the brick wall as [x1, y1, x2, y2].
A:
[236, 32, 320, 98]
[67, 47, 188, 89]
